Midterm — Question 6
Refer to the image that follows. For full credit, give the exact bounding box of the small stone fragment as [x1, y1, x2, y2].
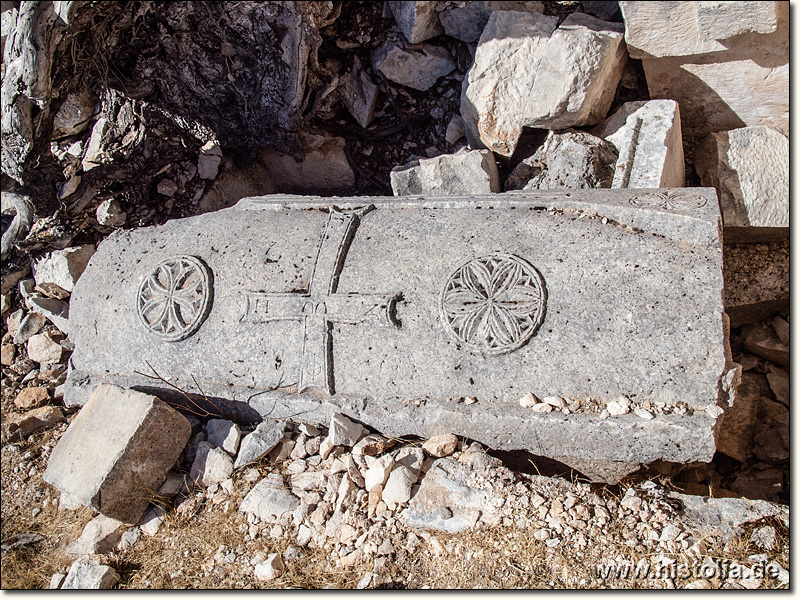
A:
[52, 93, 95, 138]
[96, 199, 127, 227]
[26, 332, 64, 364]
[743, 323, 789, 366]
[766, 366, 788, 406]
[138, 504, 165, 536]
[254, 553, 283, 582]
[438, 1, 544, 43]
[519, 392, 538, 409]
[341, 56, 379, 128]
[1, 406, 64, 442]
[771, 316, 789, 346]
[34, 282, 70, 300]
[156, 179, 178, 197]
[239, 473, 300, 524]
[198, 141, 223, 180]
[61, 559, 118, 590]
[59, 175, 81, 200]
[14, 386, 50, 410]
[328, 413, 368, 447]
[13, 312, 46, 345]
[1, 343, 15, 365]
[190, 441, 234, 487]
[206, 419, 242, 456]
[388, 1, 443, 43]
[66, 515, 127, 556]
[27, 297, 70, 334]
[234, 420, 284, 469]
[445, 115, 465, 145]
[422, 434, 458, 458]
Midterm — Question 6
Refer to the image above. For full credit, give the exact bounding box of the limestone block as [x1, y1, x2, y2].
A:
[593, 100, 684, 189]
[462, 11, 625, 156]
[437, 1, 544, 43]
[32, 245, 95, 293]
[620, 1, 783, 58]
[391, 148, 500, 195]
[388, 1, 443, 43]
[65, 189, 730, 475]
[371, 41, 454, 91]
[43, 384, 191, 524]
[623, 1, 789, 139]
[505, 130, 617, 190]
[695, 127, 788, 240]
[695, 1, 780, 41]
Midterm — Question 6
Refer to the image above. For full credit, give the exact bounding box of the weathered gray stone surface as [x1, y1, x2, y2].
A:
[593, 100, 684, 189]
[404, 457, 504, 533]
[437, 1, 544, 43]
[43, 384, 191, 524]
[620, 1, 788, 138]
[391, 148, 500, 195]
[462, 11, 625, 156]
[65, 189, 730, 472]
[695, 127, 788, 241]
[669, 491, 788, 540]
[340, 56, 379, 128]
[190, 441, 234, 487]
[505, 130, 617, 191]
[388, 1, 443, 44]
[371, 41, 455, 91]
[205, 419, 241, 456]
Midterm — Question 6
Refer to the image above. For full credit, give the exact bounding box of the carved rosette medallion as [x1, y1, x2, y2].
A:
[137, 255, 213, 341]
[629, 191, 707, 210]
[439, 253, 546, 356]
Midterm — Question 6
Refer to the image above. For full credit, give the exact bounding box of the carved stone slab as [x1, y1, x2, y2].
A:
[65, 189, 731, 472]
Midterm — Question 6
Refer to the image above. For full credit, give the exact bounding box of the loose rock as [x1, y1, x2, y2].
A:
[371, 41, 455, 91]
[61, 559, 119, 590]
[391, 148, 500, 195]
[32, 245, 95, 293]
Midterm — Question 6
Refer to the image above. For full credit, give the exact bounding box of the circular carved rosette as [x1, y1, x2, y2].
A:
[137, 255, 213, 342]
[439, 253, 546, 356]
[629, 191, 707, 210]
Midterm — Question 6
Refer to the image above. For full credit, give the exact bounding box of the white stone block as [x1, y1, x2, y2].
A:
[593, 100, 685, 189]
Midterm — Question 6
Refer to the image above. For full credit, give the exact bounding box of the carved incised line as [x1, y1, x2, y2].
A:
[629, 191, 707, 210]
[240, 206, 401, 395]
[439, 253, 546, 356]
[137, 255, 213, 342]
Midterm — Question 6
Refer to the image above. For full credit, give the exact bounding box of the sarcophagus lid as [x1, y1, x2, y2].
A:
[66, 189, 733, 470]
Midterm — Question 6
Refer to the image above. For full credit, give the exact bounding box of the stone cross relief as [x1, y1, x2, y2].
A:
[239, 206, 401, 395]
[133, 197, 674, 395]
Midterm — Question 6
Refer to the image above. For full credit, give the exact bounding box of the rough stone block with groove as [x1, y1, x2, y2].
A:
[43, 384, 191, 525]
